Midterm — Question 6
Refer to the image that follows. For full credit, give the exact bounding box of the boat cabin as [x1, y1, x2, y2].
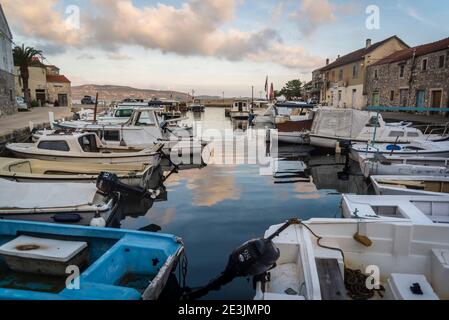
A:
[231, 100, 250, 112]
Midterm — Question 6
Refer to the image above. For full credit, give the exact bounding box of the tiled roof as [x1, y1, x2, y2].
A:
[373, 36, 449, 66]
[320, 36, 408, 71]
[46, 75, 71, 83]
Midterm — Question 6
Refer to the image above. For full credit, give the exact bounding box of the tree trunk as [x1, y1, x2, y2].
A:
[20, 66, 31, 107]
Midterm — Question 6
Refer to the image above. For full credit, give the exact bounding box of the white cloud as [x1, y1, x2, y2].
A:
[291, 0, 336, 34]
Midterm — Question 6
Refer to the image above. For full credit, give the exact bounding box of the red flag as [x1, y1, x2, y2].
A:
[269, 83, 275, 101]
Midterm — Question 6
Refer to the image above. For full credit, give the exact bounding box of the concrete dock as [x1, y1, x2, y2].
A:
[0, 107, 73, 153]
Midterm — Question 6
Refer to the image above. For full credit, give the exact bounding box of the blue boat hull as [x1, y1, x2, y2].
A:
[0, 220, 183, 300]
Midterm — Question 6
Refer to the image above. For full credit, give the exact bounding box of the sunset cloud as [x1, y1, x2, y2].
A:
[2, 0, 323, 71]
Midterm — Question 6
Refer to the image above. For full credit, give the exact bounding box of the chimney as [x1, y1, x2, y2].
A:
[326, 58, 329, 65]
[366, 38, 372, 49]
[337, 55, 340, 60]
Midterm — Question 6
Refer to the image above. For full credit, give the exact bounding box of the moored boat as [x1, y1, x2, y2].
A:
[254, 218, 449, 300]
[371, 175, 449, 196]
[0, 157, 163, 188]
[341, 194, 449, 224]
[230, 100, 250, 119]
[7, 132, 163, 165]
[358, 154, 449, 178]
[0, 179, 118, 226]
[350, 139, 449, 161]
[309, 108, 424, 149]
[0, 219, 184, 300]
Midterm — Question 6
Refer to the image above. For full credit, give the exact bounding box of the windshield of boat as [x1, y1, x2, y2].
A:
[134, 110, 157, 126]
[114, 108, 134, 118]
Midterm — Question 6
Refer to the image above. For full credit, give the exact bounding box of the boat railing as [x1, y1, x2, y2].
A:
[423, 122, 449, 141]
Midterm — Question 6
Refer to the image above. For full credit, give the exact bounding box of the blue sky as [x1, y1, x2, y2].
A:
[3, 0, 449, 97]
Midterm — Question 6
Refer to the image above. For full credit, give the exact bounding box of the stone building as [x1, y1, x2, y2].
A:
[366, 37, 449, 113]
[0, 4, 15, 117]
[15, 62, 71, 107]
[318, 36, 409, 110]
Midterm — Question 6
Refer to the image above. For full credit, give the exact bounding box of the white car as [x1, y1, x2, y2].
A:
[16, 97, 29, 111]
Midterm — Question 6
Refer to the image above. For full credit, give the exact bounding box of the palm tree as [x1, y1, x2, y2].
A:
[13, 45, 44, 107]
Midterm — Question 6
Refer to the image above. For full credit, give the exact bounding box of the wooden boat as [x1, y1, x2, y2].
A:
[0, 179, 118, 226]
[358, 154, 449, 178]
[371, 175, 449, 196]
[0, 157, 163, 188]
[342, 194, 449, 224]
[7, 132, 163, 165]
[0, 219, 184, 300]
[254, 218, 449, 300]
[350, 139, 449, 161]
[309, 107, 424, 149]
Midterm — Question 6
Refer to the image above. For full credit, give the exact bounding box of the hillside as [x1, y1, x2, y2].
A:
[71, 84, 191, 102]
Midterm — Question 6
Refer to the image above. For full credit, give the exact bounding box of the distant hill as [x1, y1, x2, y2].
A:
[71, 84, 191, 102]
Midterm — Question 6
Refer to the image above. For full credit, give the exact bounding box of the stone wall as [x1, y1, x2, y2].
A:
[0, 69, 16, 117]
[366, 49, 449, 110]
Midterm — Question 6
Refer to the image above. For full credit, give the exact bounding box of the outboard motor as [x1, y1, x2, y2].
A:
[183, 219, 301, 300]
[96, 172, 148, 198]
[337, 140, 352, 181]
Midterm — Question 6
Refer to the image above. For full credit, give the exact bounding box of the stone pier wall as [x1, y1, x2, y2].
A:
[0, 69, 16, 118]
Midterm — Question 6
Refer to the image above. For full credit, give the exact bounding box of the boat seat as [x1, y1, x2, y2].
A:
[387, 273, 439, 300]
[312, 240, 344, 278]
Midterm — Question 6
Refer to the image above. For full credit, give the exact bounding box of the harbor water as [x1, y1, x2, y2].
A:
[117, 108, 371, 299]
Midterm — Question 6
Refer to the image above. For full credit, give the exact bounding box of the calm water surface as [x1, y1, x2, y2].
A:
[119, 108, 370, 299]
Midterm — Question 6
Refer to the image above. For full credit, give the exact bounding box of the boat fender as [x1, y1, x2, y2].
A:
[90, 212, 106, 227]
[52, 213, 82, 223]
[386, 144, 401, 151]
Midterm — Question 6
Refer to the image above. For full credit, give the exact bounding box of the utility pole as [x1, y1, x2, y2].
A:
[251, 86, 254, 108]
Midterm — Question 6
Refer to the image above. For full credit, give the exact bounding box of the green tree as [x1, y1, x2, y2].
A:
[13, 45, 44, 107]
[278, 79, 303, 100]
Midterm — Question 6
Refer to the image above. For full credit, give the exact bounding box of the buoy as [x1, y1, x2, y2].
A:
[90, 212, 106, 227]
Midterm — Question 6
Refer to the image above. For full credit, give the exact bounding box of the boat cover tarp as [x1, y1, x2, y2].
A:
[311, 108, 372, 138]
[0, 180, 98, 209]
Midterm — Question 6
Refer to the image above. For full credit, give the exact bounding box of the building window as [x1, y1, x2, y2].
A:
[352, 64, 359, 78]
[374, 69, 378, 79]
[9, 90, 13, 102]
[422, 59, 428, 71]
[439, 55, 446, 68]
[338, 69, 343, 81]
[338, 90, 342, 102]
[399, 64, 405, 78]
[390, 90, 394, 102]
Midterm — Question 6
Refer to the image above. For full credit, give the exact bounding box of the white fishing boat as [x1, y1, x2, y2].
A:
[309, 108, 424, 149]
[0, 179, 118, 226]
[7, 132, 163, 165]
[371, 175, 449, 196]
[358, 154, 449, 178]
[350, 139, 449, 161]
[230, 100, 250, 119]
[0, 157, 163, 188]
[341, 194, 449, 224]
[75, 106, 135, 124]
[254, 218, 449, 300]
